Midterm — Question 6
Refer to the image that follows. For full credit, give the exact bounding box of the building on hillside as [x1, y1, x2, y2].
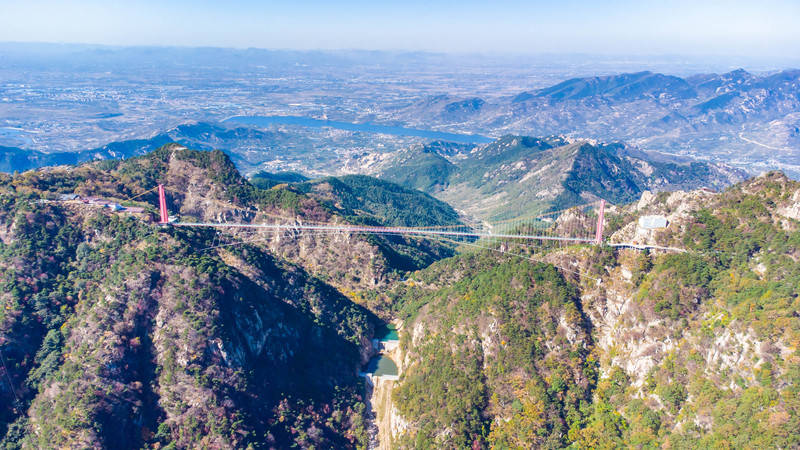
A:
[638, 215, 668, 229]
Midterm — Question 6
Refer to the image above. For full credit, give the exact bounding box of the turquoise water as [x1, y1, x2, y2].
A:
[224, 115, 493, 144]
[364, 355, 399, 376]
[376, 324, 399, 342]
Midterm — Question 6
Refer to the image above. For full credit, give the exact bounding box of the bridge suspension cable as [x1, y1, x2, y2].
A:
[154, 184, 608, 245]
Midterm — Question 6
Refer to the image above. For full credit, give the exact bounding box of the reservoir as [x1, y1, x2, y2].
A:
[363, 355, 399, 377]
[224, 115, 493, 144]
[376, 324, 399, 342]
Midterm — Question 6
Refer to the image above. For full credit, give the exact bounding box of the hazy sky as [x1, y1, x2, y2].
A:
[1, 0, 799, 57]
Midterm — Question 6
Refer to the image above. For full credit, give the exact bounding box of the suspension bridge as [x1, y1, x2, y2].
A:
[154, 184, 609, 246]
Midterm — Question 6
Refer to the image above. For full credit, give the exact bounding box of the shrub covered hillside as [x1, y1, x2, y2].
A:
[366, 171, 799, 448]
[375, 135, 744, 221]
[0, 145, 459, 448]
[568, 171, 800, 448]
[388, 253, 594, 448]
[1, 142, 798, 448]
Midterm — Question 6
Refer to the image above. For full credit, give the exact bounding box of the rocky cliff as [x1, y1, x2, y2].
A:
[0, 145, 456, 448]
[371, 172, 800, 448]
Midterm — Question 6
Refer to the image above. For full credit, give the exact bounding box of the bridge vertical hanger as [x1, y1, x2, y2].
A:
[158, 184, 169, 224]
[594, 199, 606, 245]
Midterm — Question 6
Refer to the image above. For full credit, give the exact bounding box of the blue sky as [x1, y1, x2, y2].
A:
[1, 0, 799, 56]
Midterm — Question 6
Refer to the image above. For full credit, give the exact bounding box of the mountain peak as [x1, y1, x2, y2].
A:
[534, 70, 696, 101]
[378, 135, 744, 220]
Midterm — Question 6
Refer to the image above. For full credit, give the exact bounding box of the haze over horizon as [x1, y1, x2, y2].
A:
[1, 0, 799, 62]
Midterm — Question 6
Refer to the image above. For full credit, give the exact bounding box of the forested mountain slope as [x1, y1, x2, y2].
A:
[362, 171, 799, 448]
[0, 123, 293, 174]
[377, 136, 744, 220]
[1, 144, 798, 449]
[0, 145, 460, 448]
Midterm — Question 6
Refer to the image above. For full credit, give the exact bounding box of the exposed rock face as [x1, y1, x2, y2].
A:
[565, 175, 798, 444]
[0, 147, 389, 448]
[610, 188, 718, 247]
[378, 135, 745, 220]
[384, 173, 799, 447]
[778, 189, 800, 221]
[583, 246, 777, 398]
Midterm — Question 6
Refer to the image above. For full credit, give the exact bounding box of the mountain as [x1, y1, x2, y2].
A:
[0, 144, 462, 448]
[390, 253, 593, 448]
[685, 68, 756, 96]
[1, 144, 798, 448]
[535, 71, 696, 101]
[0, 145, 83, 172]
[392, 69, 800, 178]
[0, 123, 296, 174]
[9, 69, 793, 180]
[370, 141, 470, 193]
[295, 175, 461, 229]
[293, 174, 462, 272]
[250, 170, 310, 189]
[0, 135, 175, 173]
[377, 136, 745, 220]
[363, 171, 800, 448]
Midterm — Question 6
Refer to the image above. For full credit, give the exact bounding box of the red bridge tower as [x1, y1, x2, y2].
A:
[594, 199, 606, 245]
[158, 184, 169, 224]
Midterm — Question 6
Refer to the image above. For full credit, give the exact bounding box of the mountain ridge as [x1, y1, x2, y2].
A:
[0, 146, 798, 448]
[365, 171, 800, 448]
[376, 135, 745, 220]
[392, 68, 800, 177]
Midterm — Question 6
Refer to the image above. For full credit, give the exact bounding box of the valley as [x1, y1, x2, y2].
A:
[0, 144, 797, 448]
[0, 42, 799, 450]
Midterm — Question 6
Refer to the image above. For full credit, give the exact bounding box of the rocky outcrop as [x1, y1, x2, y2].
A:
[0, 147, 376, 449]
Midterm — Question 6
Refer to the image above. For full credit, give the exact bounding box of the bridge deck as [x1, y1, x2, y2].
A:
[172, 221, 598, 243]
